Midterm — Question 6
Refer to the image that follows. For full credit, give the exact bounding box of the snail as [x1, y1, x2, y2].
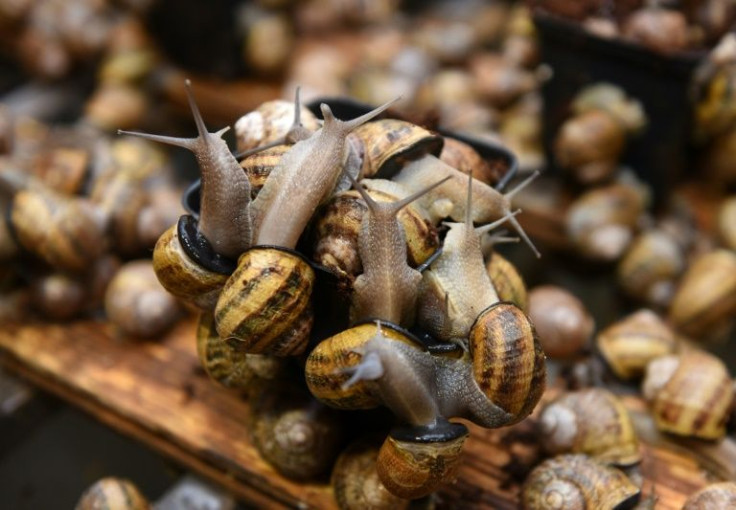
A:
[521, 454, 640, 510]
[622, 6, 690, 54]
[527, 285, 594, 360]
[642, 350, 734, 440]
[196, 311, 286, 392]
[248, 380, 345, 481]
[667, 249, 736, 340]
[554, 83, 646, 185]
[537, 388, 641, 467]
[75, 477, 150, 510]
[331, 439, 410, 510]
[717, 196, 736, 251]
[596, 309, 677, 381]
[104, 260, 183, 339]
[120, 81, 250, 310]
[214, 97, 399, 355]
[485, 244, 528, 311]
[682, 482, 736, 510]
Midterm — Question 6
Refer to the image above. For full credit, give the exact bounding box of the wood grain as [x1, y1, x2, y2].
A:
[0, 317, 726, 509]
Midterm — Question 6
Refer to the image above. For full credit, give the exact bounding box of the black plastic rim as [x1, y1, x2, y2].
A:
[177, 214, 237, 274]
[389, 418, 469, 443]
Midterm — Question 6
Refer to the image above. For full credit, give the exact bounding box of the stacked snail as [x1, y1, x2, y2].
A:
[126, 81, 545, 504]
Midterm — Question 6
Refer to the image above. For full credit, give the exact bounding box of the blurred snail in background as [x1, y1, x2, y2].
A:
[75, 477, 150, 510]
[642, 349, 734, 440]
[596, 309, 677, 381]
[682, 482, 736, 510]
[527, 285, 594, 360]
[521, 454, 640, 510]
[717, 196, 736, 251]
[537, 388, 641, 467]
[554, 83, 646, 185]
[622, 6, 691, 54]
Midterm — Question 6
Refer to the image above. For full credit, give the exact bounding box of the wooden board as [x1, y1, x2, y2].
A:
[0, 317, 728, 509]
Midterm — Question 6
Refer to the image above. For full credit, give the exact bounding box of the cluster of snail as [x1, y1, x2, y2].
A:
[120, 79, 546, 504]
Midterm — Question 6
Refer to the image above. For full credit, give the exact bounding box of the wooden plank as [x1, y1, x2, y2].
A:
[0, 317, 726, 509]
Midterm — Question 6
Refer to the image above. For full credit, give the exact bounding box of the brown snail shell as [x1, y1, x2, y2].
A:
[717, 196, 736, 251]
[642, 351, 734, 440]
[468, 302, 546, 425]
[234, 99, 320, 153]
[31, 146, 89, 196]
[332, 439, 410, 510]
[104, 260, 182, 338]
[623, 7, 690, 54]
[527, 285, 594, 360]
[312, 187, 439, 288]
[249, 382, 344, 481]
[617, 229, 686, 308]
[215, 246, 314, 356]
[667, 249, 736, 340]
[538, 388, 641, 466]
[151, 222, 230, 311]
[485, 251, 528, 311]
[31, 272, 87, 321]
[75, 477, 150, 510]
[376, 421, 469, 500]
[196, 311, 285, 391]
[521, 454, 640, 510]
[554, 109, 626, 185]
[596, 309, 676, 381]
[439, 136, 500, 186]
[350, 118, 443, 179]
[240, 144, 291, 199]
[682, 482, 736, 510]
[565, 183, 647, 262]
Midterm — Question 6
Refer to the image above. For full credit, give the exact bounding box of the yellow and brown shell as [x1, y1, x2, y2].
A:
[75, 477, 150, 510]
[486, 251, 528, 311]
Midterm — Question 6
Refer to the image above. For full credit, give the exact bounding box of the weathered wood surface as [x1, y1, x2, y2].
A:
[0, 317, 726, 509]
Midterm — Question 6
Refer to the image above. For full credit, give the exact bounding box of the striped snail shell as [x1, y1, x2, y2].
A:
[332, 439, 410, 510]
[439, 136, 500, 186]
[248, 381, 344, 481]
[376, 420, 469, 500]
[682, 482, 736, 510]
[642, 350, 734, 440]
[596, 309, 676, 381]
[668, 249, 736, 340]
[538, 388, 641, 467]
[196, 311, 286, 391]
[521, 454, 640, 510]
[214, 246, 315, 356]
[75, 477, 150, 510]
[485, 250, 528, 311]
[240, 144, 291, 199]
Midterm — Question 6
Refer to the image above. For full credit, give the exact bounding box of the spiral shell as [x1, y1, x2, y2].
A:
[682, 482, 736, 510]
[538, 388, 641, 466]
[234, 99, 320, 153]
[486, 251, 528, 311]
[249, 382, 344, 480]
[642, 351, 734, 439]
[596, 309, 676, 381]
[617, 229, 686, 308]
[312, 187, 438, 287]
[527, 285, 593, 360]
[332, 440, 409, 510]
[196, 311, 285, 391]
[305, 322, 423, 410]
[469, 302, 546, 425]
[521, 454, 640, 510]
[351, 118, 443, 178]
[717, 196, 736, 251]
[75, 477, 150, 510]
[668, 249, 736, 340]
[151, 223, 229, 311]
[240, 145, 291, 198]
[376, 422, 468, 500]
[215, 246, 314, 356]
[439, 136, 499, 186]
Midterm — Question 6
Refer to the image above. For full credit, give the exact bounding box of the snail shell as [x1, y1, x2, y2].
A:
[642, 351, 734, 439]
[596, 309, 676, 381]
[249, 382, 344, 481]
[521, 454, 640, 510]
[527, 285, 594, 360]
[104, 260, 182, 338]
[376, 421, 468, 500]
[623, 7, 690, 54]
[717, 196, 736, 251]
[332, 439, 410, 510]
[682, 482, 736, 510]
[151, 221, 230, 311]
[215, 246, 314, 356]
[667, 249, 736, 340]
[538, 388, 641, 466]
[439, 136, 500, 186]
[75, 477, 150, 510]
[240, 145, 291, 199]
[234, 99, 320, 153]
[486, 251, 528, 311]
[196, 311, 286, 391]
[617, 229, 686, 308]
